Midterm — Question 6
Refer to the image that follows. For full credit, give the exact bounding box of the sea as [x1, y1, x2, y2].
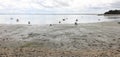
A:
[0, 14, 120, 25]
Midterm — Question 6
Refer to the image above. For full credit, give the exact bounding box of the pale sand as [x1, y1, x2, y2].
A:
[0, 21, 120, 57]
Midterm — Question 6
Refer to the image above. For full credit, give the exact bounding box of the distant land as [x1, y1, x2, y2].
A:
[104, 10, 120, 14]
[98, 10, 120, 16]
[0, 13, 97, 15]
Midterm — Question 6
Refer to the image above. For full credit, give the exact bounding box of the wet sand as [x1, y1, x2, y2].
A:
[0, 21, 120, 57]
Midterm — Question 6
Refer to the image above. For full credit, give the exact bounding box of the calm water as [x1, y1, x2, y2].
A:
[0, 15, 120, 25]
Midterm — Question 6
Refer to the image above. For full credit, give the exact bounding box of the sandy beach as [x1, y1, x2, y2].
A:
[0, 21, 120, 57]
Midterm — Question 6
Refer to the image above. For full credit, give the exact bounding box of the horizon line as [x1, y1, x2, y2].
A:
[0, 13, 99, 15]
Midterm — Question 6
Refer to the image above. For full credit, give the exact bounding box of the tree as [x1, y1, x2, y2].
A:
[104, 10, 120, 14]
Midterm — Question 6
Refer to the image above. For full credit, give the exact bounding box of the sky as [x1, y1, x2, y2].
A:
[0, 0, 119, 14]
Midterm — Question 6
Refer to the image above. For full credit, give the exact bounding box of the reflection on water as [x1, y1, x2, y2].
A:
[106, 16, 120, 19]
[104, 15, 120, 19]
[0, 15, 120, 24]
[104, 15, 120, 22]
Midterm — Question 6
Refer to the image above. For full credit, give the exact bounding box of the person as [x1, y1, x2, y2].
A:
[63, 19, 65, 21]
[98, 19, 100, 21]
[75, 22, 78, 25]
[50, 24, 52, 26]
[59, 21, 61, 24]
[10, 18, 13, 20]
[28, 21, 31, 24]
[16, 19, 19, 22]
[65, 18, 68, 20]
[76, 19, 78, 22]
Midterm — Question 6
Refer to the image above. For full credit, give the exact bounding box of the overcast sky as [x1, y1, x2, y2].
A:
[0, 0, 119, 14]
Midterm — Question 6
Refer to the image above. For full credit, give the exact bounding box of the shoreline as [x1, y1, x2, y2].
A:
[98, 14, 120, 16]
[0, 21, 120, 57]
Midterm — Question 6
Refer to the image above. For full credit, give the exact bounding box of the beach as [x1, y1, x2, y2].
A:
[0, 21, 120, 57]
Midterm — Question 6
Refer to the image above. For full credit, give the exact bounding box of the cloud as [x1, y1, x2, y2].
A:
[34, 0, 73, 8]
[0, 0, 119, 13]
[110, 1, 120, 8]
[0, 0, 73, 10]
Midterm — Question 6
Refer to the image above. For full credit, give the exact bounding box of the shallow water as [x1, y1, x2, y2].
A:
[0, 15, 120, 24]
